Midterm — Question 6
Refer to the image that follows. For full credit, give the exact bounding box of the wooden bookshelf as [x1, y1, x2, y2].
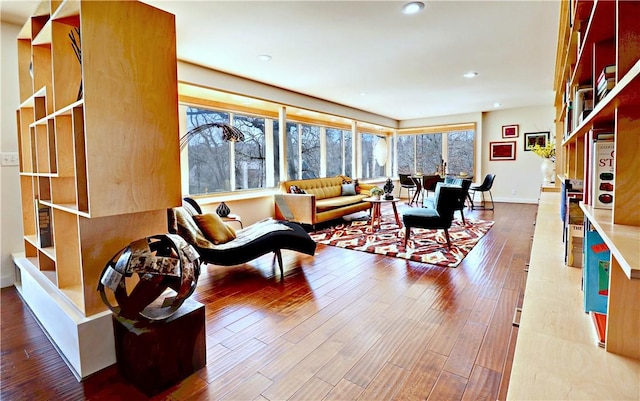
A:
[13, 0, 181, 378]
[554, 0, 640, 359]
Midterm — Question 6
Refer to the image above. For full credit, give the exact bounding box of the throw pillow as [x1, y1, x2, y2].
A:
[289, 185, 306, 194]
[354, 179, 361, 194]
[192, 213, 236, 245]
[341, 182, 356, 196]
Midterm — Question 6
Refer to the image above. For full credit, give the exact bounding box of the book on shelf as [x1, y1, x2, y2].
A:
[591, 312, 606, 347]
[37, 202, 53, 248]
[596, 64, 616, 103]
[584, 129, 614, 206]
[591, 138, 615, 209]
[573, 86, 593, 128]
[583, 229, 610, 314]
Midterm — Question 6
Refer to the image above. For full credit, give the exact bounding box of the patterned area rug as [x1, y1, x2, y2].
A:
[310, 215, 494, 268]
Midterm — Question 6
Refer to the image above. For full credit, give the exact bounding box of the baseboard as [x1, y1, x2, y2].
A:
[0, 271, 15, 288]
[12, 253, 116, 381]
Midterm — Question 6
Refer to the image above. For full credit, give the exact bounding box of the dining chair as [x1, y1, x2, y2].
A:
[420, 175, 443, 204]
[469, 174, 496, 210]
[398, 173, 417, 202]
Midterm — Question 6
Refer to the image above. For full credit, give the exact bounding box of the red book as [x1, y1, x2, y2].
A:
[591, 312, 606, 347]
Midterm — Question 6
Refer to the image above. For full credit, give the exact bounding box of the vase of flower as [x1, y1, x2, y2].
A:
[541, 158, 555, 184]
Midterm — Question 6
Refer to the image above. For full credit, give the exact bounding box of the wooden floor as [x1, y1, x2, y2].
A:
[1, 202, 537, 401]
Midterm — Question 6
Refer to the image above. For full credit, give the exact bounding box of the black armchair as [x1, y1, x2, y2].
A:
[425, 178, 472, 224]
[402, 183, 463, 249]
[469, 174, 496, 210]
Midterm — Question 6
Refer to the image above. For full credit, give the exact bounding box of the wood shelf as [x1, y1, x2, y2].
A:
[553, 0, 640, 362]
[580, 203, 640, 279]
[14, 0, 182, 378]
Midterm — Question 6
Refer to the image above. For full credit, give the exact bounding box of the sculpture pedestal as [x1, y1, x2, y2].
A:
[112, 298, 206, 396]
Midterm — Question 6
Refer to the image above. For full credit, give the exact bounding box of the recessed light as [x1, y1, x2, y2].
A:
[257, 54, 272, 62]
[463, 71, 478, 78]
[360, 92, 367, 96]
[402, 1, 425, 14]
[494, 102, 502, 108]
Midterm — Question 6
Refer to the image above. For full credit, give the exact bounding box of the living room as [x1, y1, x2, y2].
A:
[2, 1, 639, 400]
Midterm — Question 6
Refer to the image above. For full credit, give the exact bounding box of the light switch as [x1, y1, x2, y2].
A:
[1, 152, 19, 166]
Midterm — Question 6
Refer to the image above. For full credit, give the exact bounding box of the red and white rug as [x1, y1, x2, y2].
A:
[310, 215, 494, 268]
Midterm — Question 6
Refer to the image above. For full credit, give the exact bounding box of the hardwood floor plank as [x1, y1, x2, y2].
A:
[343, 317, 417, 387]
[1, 203, 538, 401]
[442, 321, 487, 379]
[218, 373, 272, 401]
[461, 365, 502, 401]
[358, 362, 408, 401]
[322, 378, 365, 401]
[391, 350, 447, 401]
[426, 370, 468, 401]
[288, 376, 334, 401]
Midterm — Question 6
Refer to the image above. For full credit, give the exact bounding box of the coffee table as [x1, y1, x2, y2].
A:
[363, 197, 402, 229]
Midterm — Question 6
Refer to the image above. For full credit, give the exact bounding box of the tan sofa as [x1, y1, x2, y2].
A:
[274, 176, 375, 226]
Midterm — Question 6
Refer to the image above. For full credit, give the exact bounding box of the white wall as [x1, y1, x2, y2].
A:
[481, 106, 556, 203]
[1, 21, 24, 287]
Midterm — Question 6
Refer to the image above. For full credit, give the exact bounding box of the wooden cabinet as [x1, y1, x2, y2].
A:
[554, 0, 639, 359]
[15, 1, 181, 319]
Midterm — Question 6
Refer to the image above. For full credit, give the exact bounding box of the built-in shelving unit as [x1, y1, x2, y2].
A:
[13, 0, 181, 378]
[554, 0, 639, 359]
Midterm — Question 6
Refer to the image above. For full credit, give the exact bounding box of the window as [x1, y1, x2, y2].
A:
[185, 107, 231, 194]
[326, 128, 352, 177]
[396, 129, 475, 176]
[416, 133, 443, 174]
[233, 114, 266, 190]
[361, 133, 386, 179]
[396, 135, 415, 174]
[446, 130, 474, 176]
[300, 124, 320, 179]
[285, 122, 299, 179]
[184, 106, 268, 194]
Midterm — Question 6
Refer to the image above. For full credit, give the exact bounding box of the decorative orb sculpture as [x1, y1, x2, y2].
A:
[98, 234, 201, 321]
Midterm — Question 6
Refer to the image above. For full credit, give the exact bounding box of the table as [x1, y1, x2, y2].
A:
[363, 197, 402, 229]
[409, 175, 443, 205]
[222, 213, 243, 229]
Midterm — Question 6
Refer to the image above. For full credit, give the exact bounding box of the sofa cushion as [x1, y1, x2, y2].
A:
[341, 182, 356, 196]
[193, 213, 237, 245]
[316, 194, 368, 212]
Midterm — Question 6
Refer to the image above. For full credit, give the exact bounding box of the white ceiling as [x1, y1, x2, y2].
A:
[1, 0, 560, 122]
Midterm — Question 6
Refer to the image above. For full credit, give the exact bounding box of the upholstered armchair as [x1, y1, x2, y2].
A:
[402, 183, 464, 249]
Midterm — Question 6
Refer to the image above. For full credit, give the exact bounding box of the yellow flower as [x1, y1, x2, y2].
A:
[531, 143, 556, 159]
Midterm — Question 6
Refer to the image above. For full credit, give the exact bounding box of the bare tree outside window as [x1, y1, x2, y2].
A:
[233, 115, 266, 190]
[286, 122, 299, 179]
[397, 135, 415, 173]
[361, 133, 385, 179]
[447, 130, 474, 176]
[185, 107, 230, 194]
[301, 124, 320, 179]
[416, 134, 442, 174]
[326, 128, 343, 177]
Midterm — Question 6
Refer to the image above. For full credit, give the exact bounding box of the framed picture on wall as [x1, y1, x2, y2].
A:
[502, 124, 519, 138]
[490, 141, 517, 161]
[524, 131, 550, 151]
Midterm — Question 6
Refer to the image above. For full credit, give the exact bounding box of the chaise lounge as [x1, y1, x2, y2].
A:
[168, 200, 316, 277]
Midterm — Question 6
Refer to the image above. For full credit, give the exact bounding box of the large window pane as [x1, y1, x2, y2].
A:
[286, 122, 299, 179]
[361, 133, 385, 179]
[397, 135, 415, 173]
[233, 114, 266, 190]
[326, 128, 343, 177]
[272, 120, 280, 185]
[416, 133, 442, 175]
[447, 130, 474, 176]
[185, 107, 230, 194]
[344, 131, 353, 177]
[301, 124, 320, 179]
